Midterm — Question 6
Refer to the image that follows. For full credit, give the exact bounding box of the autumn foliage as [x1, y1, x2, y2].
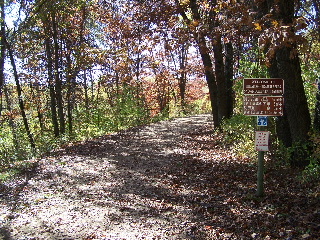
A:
[0, 0, 319, 182]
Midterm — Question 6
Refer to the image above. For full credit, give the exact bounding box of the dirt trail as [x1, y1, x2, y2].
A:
[0, 114, 219, 240]
[1, 114, 319, 240]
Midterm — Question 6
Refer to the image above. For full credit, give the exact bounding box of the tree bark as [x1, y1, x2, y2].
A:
[65, 41, 77, 135]
[212, 34, 228, 122]
[312, 0, 320, 131]
[0, 0, 5, 116]
[188, 0, 219, 127]
[269, 47, 311, 143]
[268, 55, 293, 148]
[30, 82, 45, 132]
[178, 44, 187, 113]
[312, 0, 320, 36]
[5, 38, 36, 150]
[267, 0, 311, 166]
[44, 22, 60, 137]
[224, 42, 234, 118]
[83, 70, 90, 117]
[197, 37, 219, 127]
[4, 85, 19, 152]
[52, 12, 65, 135]
[314, 80, 320, 132]
[270, 46, 311, 166]
[208, 0, 234, 121]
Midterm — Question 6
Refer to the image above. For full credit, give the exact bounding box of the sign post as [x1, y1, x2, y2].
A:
[257, 141, 265, 197]
[255, 130, 270, 196]
[243, 78, 284, 197]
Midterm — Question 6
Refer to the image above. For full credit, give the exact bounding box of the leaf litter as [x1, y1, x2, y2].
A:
[0, 114, 319, 239]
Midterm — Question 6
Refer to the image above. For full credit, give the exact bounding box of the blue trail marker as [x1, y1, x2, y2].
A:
[257, 116, 268, 126]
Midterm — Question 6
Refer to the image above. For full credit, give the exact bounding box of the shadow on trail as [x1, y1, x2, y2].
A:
[46, 116, 259, 239]
[0, 162, 40, 240]
[1, 115, 318, 239]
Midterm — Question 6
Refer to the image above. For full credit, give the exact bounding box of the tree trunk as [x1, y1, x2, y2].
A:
[52, 12, 65, 135]
[83, 70, 90, 117]
[270, 46, 311, 166]
[312, 0, 320, 37]
[212, 34, 228, 121]
[44, 23, 60, 137]
[268, 55, 293, 148]
[224, 42, 234, 118]
[65, 45, 76, 135]
[178, 44, 187, 113]
[175, 0, 220, 127]
[188, 0, 219, 127]
[267, 0, 311, 166]
[30, 82, 45, 132]
[312, 0, 320, 131]
[4, 85, 19, 152]
[314, 80, 320, 132]
[198, 40, 219, 127]
[208, 0, 234, 121]
[5, 38, 36, 150]
[0, 0, 5, 116]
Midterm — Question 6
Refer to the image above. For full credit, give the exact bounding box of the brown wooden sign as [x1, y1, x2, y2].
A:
[243, 78, 284, 95]
[244, 96, 284, 116]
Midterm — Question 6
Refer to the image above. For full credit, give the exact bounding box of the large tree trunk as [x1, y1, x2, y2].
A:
[212, 34, 229, 122]
[267, 0, 311, 166]
[175, 0, 220, 126]
[268, 55, 293, 148]
[270, 47, 311, 166]
[197, 36, 219, 127]
[188, 0, 219, 127]
[272, 47, 310, 143]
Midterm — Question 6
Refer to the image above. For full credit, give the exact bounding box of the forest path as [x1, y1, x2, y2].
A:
[1, 114, 318, 240]
[0, 114, 221, 240]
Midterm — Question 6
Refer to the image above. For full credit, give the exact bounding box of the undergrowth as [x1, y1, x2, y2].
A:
[218, 114, 256, 159]
[0, 95, 209, 182]
[301, 132, 320, 183]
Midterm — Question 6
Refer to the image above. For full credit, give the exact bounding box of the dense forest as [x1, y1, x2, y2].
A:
[0, 0, 319, 177]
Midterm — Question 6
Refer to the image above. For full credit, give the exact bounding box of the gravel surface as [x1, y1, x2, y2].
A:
[0, 114, 217, 240]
